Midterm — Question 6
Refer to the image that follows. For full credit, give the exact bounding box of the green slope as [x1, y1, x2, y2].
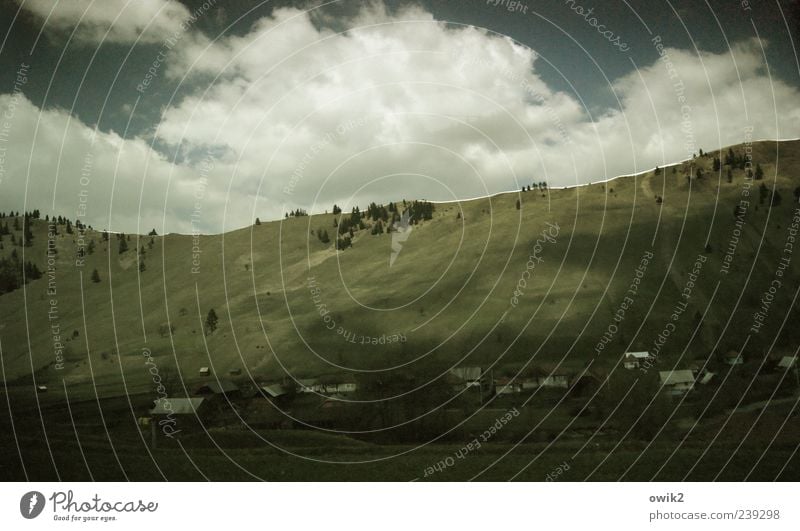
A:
[1, 140, 799, 401]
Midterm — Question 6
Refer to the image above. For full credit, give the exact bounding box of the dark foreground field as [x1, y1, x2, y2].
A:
[2, 388, 797, 481]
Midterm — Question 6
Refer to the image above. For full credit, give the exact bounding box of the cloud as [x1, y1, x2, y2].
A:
[2, 2, 799, 234]
[0, 92, 227, 234]
[17, 0, 193, 44]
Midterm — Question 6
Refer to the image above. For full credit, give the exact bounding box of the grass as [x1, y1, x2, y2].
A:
[0, 139, 799, 480]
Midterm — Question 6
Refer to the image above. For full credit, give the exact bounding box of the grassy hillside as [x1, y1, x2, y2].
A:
[0, 139, 799, 403]
[1, 139, 799, 481]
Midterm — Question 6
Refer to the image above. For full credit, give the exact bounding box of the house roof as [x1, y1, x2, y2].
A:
[261, 383, 289, 397]
[196, 379, 239, 394]
[778, 356, 797, 368]
[625, 351, 650, 359]
[150, 397, 205, 415]
[699, 372, 715, 385]
[659, 370, 695, 385]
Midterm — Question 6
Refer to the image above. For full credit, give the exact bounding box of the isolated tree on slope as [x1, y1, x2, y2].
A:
[205, 309, 219, 334]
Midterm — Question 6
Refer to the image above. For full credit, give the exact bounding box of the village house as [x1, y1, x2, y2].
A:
[723, 350, 744, 366]
[659, 370, 695, 396]
[532, 364, 570, 389]
[623, 351, 651, 370]
[449, 366, 483, 388]
[148, 397, 209, 439]
[150, 397, 207, 417]
[319, 374, 358, 394]
[777, 356, 797, 370]
[494, 377, 522, 395]
[296, 376, 358, 395]
[537, 374, 570, 389]
[296, 378, 322, 393]
[260, 383, 291, 399]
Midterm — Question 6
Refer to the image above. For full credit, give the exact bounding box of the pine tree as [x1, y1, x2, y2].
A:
[205, 309, 219, 334]
[91, 269, 101, 283]
[119, 237, 128, 254]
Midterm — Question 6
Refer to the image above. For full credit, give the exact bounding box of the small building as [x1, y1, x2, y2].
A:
[296, 378, 322, 393]
[494, 377, 521, 395]
[150, 397, 206, 416]
[723, 350, 744, 366]
[148, 397, 209, 439]
[623, 351, 651, 370]
[36, 385, 48, 393]
[537, 374, 569, 389]
[529, 364, 571, 389]
[449, 366, 483, 388]
[198, 367, 210, 376]
[195, 379, 239, 396]
[260, 383, 290, 398]
[698, 372, 715, 385]
[568, 369, 606, 397]
[659, 370, 695, 395]
[777, 356, 797, 369]
[333, 382, 357, 393]
[317, 374, 358, 394]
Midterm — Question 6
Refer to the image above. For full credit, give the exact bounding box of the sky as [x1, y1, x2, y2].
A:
[0, 0, 799, 234]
